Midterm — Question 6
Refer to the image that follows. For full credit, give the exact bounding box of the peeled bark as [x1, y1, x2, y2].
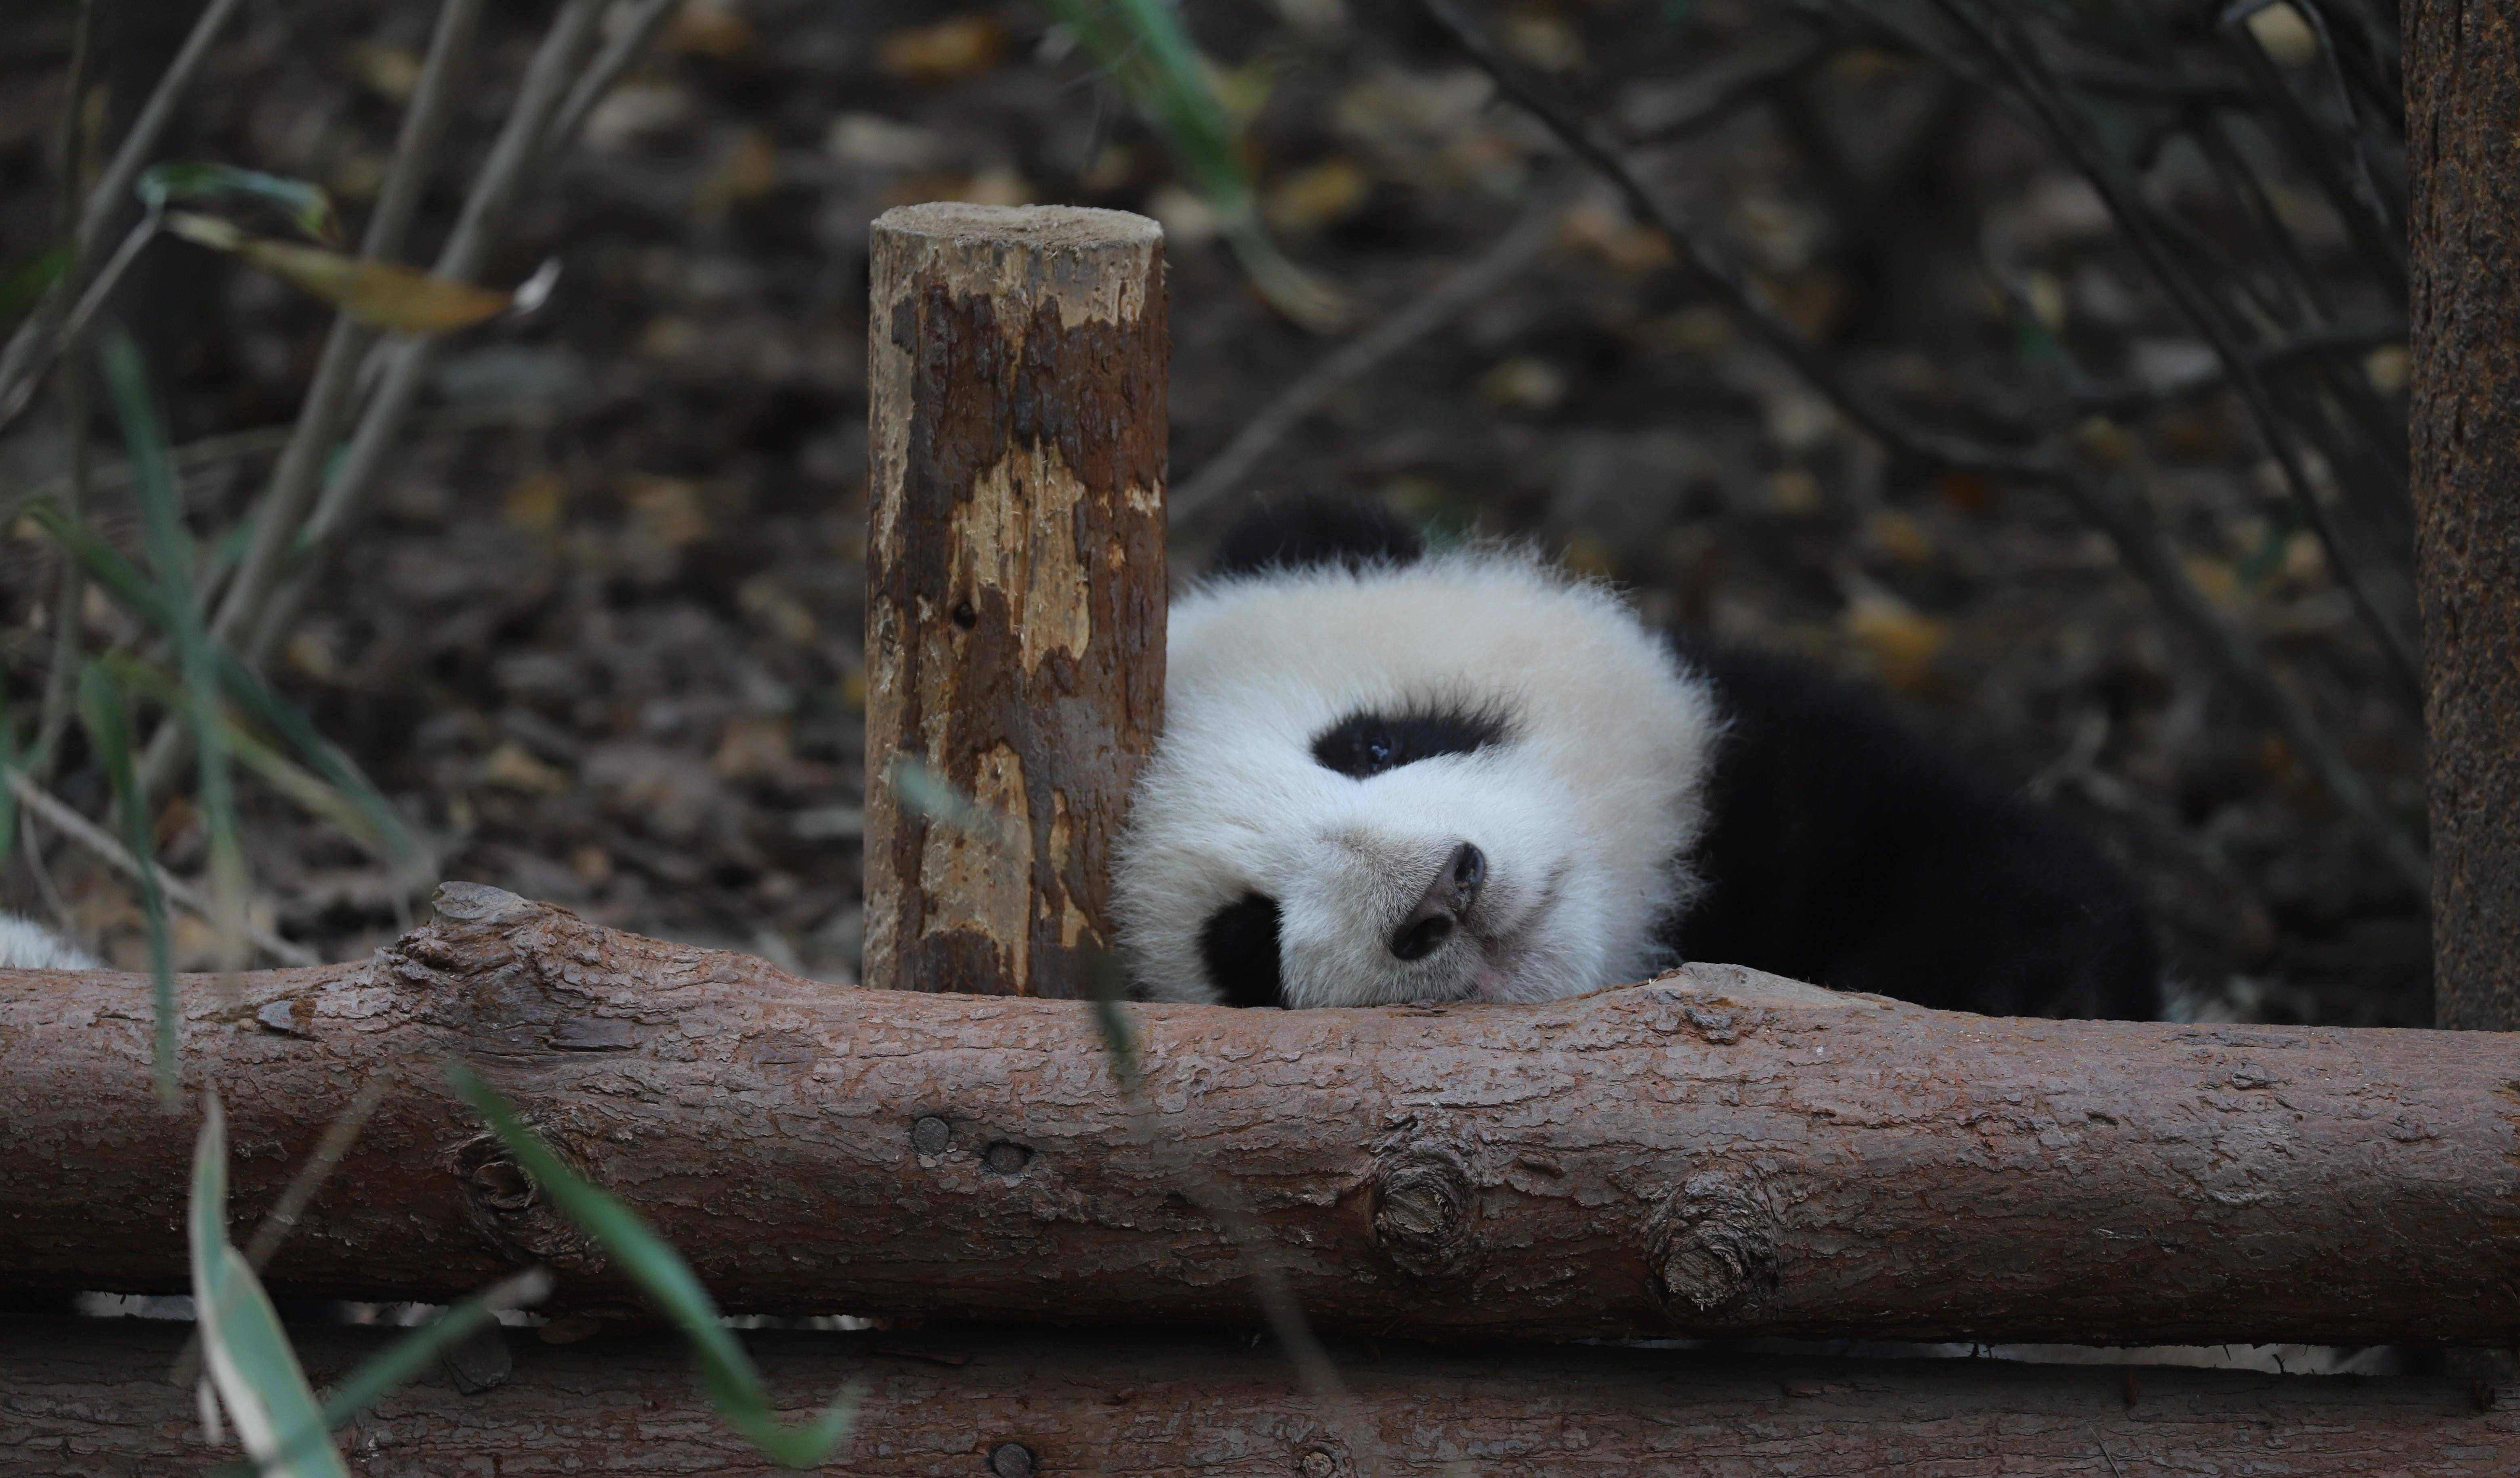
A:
[6, 1315, 2515, 1478]
[863, 202, 1168, 999]
[1, 884, 2517, 1346]
[2408, 0, 2520, 1031]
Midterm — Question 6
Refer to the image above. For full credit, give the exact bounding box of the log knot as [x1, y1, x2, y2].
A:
[1371, 1140, 1478, 1277]
[433, 881, 538, 927]
[453, 1132, 607, 1274]
[1649, 1172, 1779, 1320]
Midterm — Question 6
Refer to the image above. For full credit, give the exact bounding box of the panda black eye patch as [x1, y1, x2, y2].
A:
[1200, 893, 1285, 1008]
[1310, 704, 1508, 780]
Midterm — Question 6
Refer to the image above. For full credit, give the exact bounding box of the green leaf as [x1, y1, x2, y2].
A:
[189, 1097, 356, 1478]
[205, 1268, 554, 1478]
[446, 1063, 859, 1467]
[1039, 0, 1342, 329]
[0, 680, 22, 870]
[21, 499, 179, 630]
[102, 654, 402, 856]
[139, 162, 339, 243]
[1082, 948, 1142, 1089]
[0, 244, 69, 327]
[27, 504, 418, 872]
[80, 662, 174, 1106]
[208, 648, 418, 866]
[99, 332, 250, 973]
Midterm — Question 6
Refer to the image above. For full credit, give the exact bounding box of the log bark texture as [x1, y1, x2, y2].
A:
[2409, 0, 2520, 1031]
[3, 884, 2518, 1345]
[7, 1315, 2516, 1478]
[864, 202, 1167, 999]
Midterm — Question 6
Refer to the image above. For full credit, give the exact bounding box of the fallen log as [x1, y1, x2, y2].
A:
[2, 882, 2516, 1346]
[5, 1315, 2513, 1478]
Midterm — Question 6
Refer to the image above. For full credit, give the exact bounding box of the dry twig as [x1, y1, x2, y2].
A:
[1413, 0, 2428, 897]
[0, 0, 250, 432]
[1173, 182, 1574, 521]
[5, 771, 315, 967]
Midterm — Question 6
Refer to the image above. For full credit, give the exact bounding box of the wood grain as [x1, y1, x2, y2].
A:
[2407, 0, 2520, 1031]
[4, 1315, 2514, 1477]
[863, 202, 1168, 999]
[2, 884, 2516, 1346]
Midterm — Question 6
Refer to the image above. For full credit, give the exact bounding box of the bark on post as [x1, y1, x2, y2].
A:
[864, 203, 1167, 998]
[2408, 2, 2520, 1030]
[4, 885, 2519, 1346]
[9, 1316, 2519, 1478]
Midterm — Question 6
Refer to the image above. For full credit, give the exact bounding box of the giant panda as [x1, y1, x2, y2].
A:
[1114, 497, 2159, 1019]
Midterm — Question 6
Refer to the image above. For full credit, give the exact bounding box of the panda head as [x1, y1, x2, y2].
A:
[1114, 499, 1722, 1008]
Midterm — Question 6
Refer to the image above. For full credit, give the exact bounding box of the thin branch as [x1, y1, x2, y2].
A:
[18, 808, 86, 953]
[1624, 29, 1837, 142]
[1414, 0, 2050, 480]
[144, 0, 617, 791]
[2054, 57, 2256, 105]
[241, 0, 674, 670]
[544, 0, 686, 165]
[5, 769, 316, 967]
[205, 0, 485, 648]
[1172, 182, 1573, 521]
[2219, 1, 2404, 294]
[2068, 318, 2406, 414]
[1414, 0, 2428, 895]
[5, 403, 561, 523]
[0, 0, 250, 435]
[1927, 0, 2422, 701]
[36, 0, 99, 773]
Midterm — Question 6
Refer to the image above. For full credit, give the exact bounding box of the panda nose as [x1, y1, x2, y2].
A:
[1390, 843, 1485, 961]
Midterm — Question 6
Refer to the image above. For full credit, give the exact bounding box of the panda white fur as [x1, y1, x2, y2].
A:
[0, 913, 97, 971]
[1115, 498, 2159, 1020]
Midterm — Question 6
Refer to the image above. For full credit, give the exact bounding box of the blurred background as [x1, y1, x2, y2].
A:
[0, 0, 2423, 1023]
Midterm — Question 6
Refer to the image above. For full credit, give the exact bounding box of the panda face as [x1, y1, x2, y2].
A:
[1113, 549, 1721, 1008]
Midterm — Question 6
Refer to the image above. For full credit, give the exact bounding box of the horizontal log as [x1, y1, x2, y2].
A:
[5, 1315, 2514, 1477]
[3, 882, 2517, 1345]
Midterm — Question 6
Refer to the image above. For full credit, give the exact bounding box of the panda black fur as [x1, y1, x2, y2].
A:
[1114, 498, 2159, 1020]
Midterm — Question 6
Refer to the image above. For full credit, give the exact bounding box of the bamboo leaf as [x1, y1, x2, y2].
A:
[208, 648, 419, 866]
[80, 662, 175, 1105]
[190, 1097, 355, 1478]
[103, 654, 400, 855]
[203, 1268, 554, 1478]
[99, 332, 250, 973]
[446, 1063, 860, 1467]
[0, 682, 21, 868]
[0, 244, 69, 327]
[165, 214, 510, 333]
[139, 162, 339, 243]
[1039, 0, 1342, 329]
[21, 500, 179, 630]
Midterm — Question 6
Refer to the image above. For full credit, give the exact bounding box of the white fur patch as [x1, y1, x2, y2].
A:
[1114, 547, 1720, 1007]
[0, 913, 98, 970]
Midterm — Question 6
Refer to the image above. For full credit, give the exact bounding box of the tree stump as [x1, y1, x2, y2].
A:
[864, 203, 1168, 997]
[2408, 1, 2520, 1030]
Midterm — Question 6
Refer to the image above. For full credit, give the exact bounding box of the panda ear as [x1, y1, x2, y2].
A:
[1208, 496, 1426, 579]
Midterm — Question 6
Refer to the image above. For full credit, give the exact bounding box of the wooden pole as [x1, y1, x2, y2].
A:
[863, 203, 1168, 998]
[5, 886, 2519, 1347]
[2408, 2, 2520, 1029]
[8, 1314, 2517, 1478]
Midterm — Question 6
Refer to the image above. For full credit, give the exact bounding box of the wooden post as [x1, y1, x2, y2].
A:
[864, 204, 1167, 998]
[2407, 2, 2520, 1030]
